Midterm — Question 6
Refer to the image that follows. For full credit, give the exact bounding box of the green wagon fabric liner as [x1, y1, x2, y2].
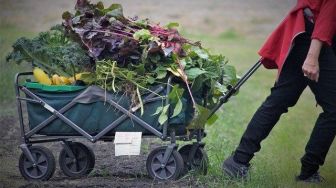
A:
[25, 83, 192, 136]
[24, 82, 86, 92]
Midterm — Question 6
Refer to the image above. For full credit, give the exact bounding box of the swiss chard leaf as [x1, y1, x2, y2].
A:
[171, 98, 183, 118]
[158, 104, 170, 125]
[106, 4, 124, 19]
[206, 113, 219, 126]
[223, 64, 238, 85]
[133, 29, 151, 41]
[185, 67, 207, 80]
[187, 104, 211, 129]
[168, 84, 184, 103]
[191, 46, 209, 59]
[165, 22, 179, 29]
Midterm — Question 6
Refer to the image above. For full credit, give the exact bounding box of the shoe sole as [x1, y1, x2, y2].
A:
[223, 161, 248, 180]
[223, 167, 236, 178]
[223, 161, 238, 179]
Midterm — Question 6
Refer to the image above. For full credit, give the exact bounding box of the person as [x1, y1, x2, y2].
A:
[222, 0, 336, 183]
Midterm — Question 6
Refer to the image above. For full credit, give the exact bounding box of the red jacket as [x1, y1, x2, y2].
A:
[259, 0, 336, 73]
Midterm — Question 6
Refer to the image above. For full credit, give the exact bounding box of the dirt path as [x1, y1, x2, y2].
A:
[0, 0, 295, 187]
[0, 115, 196, 188]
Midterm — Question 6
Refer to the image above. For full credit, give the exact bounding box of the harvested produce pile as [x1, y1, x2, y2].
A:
[7, 0, 238, 127]
[7, 26, 93, 83]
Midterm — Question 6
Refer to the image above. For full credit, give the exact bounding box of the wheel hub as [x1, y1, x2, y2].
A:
[146, 146, 184, 180]
[59, 142, 95, 178]
[151, 153, 177, 179]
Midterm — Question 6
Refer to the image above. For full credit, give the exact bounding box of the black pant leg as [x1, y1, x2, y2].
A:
[300, 46, 336, 178]
[234, 34, 311, 164]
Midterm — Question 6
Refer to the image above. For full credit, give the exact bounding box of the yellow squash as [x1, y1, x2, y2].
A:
[52, 74, 61, 85]
[69, 73, 84, 84]
[60, 76, 71, 84]
[33, 68, 52, 85]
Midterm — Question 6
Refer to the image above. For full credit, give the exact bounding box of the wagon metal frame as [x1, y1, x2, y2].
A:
[14, 60, 261, 180]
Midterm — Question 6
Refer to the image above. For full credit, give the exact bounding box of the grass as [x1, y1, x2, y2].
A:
[0, 10, 335, 188]
[0, 21, 33, 115]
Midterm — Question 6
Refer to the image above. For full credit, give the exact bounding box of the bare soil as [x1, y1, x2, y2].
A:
[0, 0, 295, 187]
[0, 115, 197, 188]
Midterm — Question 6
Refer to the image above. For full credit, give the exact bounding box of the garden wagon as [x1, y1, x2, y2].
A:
[14, 60, 262, 181]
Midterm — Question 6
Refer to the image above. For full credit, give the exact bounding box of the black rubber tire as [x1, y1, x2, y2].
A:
[178, 144, 209, 176]
[19, 145, 56, 181]
[85, 144, 95, 173]
[146, 146, 184, 180]
[59, 142, 95, 178]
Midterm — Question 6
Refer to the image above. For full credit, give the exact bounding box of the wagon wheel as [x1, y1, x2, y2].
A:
[178, 144, 209, 176]
[146, 146, 184, 180]
[59, 142, 95, 178]
[19, 145, 56, 181]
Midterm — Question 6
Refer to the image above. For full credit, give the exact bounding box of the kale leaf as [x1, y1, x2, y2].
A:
[6, 27, 92, 77]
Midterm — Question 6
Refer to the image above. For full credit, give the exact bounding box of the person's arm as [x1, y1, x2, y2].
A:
[311, 0, 336, 46]
[302, 39, 323, 82]
[302, 0, 336, 82]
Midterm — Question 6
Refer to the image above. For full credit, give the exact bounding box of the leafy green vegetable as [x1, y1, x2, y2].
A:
[172, 99, 183, 118]
[133, 29, 152, 41]
[6, 28, 92, 77]
[165, 22, 179, 29]
[158, 104, 170, 125]
[206, 114, 219, 126]
[223, 64, 239, 85]
[168, 85, 184, 118]
[192, 46, 209, 59]
[187, 105, 211, 129]
[106, 4, 124, 19]
[185, 68, 207, 80]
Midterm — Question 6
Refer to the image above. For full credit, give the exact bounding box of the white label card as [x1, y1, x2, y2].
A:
[114, 132, 142, 156]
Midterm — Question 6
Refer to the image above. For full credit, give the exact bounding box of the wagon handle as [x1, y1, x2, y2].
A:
[15, 72, 33, 87]
[15, 72, 33, 144]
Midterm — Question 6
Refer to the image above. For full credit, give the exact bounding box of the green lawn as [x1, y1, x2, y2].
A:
[0, 22, 32, 115]
[1, 16, 335, 188]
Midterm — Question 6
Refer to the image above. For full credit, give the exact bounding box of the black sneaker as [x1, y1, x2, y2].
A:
[296, 172, 324, 183]
[223, 155, 249, 179]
